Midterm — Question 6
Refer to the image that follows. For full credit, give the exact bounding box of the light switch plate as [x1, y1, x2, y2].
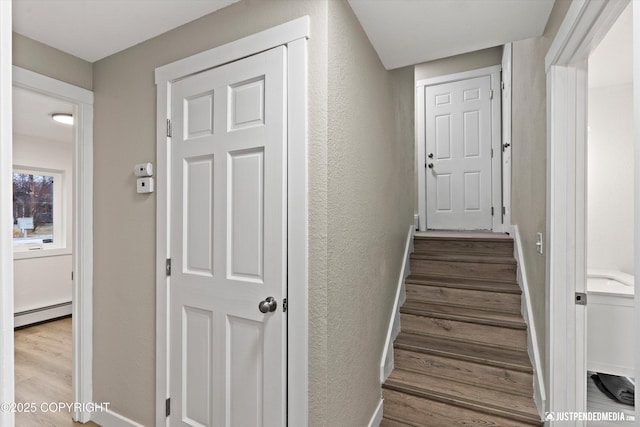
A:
[137, 177, 154, 193]
[134, 162, 153, 177]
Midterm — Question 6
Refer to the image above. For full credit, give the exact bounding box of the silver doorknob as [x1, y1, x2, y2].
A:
[427, 163, 434, 169]
[258, 297, 277, 313]
[428, 153, 434, 158]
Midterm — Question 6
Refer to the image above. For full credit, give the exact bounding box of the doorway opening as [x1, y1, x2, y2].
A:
[545, 0, 638, 423]
[12, 67, 94, 424]
[585, 3, 635, 421]
[416, 65, 505, 232]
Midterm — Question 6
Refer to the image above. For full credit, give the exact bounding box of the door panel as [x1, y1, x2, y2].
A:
[425, 76, 492, 230]
[170, 46, 287, 427]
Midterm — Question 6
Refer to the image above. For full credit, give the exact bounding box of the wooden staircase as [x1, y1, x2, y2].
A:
[381, 231, 542, 427]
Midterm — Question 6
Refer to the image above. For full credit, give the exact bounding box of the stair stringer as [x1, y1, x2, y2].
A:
[380, 225, 414, 383]
[512, 224, 547, 419]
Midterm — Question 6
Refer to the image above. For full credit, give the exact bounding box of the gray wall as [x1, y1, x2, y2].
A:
[415, 46, 503, 82]
[13, 33, 92, 90]
[511, 0, 571, 379]
[92, 1, 328, 425]
[327, 1, 414, 424]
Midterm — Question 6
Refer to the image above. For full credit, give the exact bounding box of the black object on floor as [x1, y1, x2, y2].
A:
[591, 373, 635, 406]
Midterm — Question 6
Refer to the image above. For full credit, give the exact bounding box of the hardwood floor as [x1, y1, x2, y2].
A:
[15, 317, 100, 427]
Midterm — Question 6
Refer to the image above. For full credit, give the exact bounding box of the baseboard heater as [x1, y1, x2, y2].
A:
[14, 301, 72, 328]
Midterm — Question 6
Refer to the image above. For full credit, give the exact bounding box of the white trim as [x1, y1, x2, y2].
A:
[14, 302, 72, 328]
[286, 36, 309, 426]
[413, 213, 419, 230]
[416, 65, 504, 232]
[380, 226, 413, 383]
[501, 44, 513, 229]
[510, 225, 545, 418]
[545, 1, 630, 424]
[367, 399, 384, 427]
[0, 2, 14, 425]
[92, 408, 146, 427]
[155, 17, 309, 427]
[13, 66, 94, 423]
[154, 16, 310, 84]
[634, 3, 640, 413]
[545, 0, 626, 72]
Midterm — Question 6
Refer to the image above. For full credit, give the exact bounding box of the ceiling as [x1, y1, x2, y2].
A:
[13, 0, 240, 62]
[588, 2, 632, 88]
[12, 0, 556, 67]
[12, 0, 557, 143]
[13, 87, 74, 144]
[347, 0, 555, 70]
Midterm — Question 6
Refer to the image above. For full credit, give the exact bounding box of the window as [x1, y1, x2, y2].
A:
[12, 168, 64, 251]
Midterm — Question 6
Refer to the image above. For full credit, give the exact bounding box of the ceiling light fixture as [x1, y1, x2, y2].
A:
[52, 113, 74, 125]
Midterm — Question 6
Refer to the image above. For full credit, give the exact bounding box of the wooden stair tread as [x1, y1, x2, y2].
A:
[380, 418, 415, 427]
[411, 252, 516, 264]
[401, 301, 527, 329]
[414, 231, 512, 241]
[384, 369, 540, 424]
[394, 332, 533, 373]
[406, 274, 520, 292]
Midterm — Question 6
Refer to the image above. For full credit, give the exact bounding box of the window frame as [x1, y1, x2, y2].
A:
[12, 165, 67, 258]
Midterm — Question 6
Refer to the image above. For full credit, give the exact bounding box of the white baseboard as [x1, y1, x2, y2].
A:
[511, 225, 546, 418]
[380, 226, 414, 383]
[92, 408, 145, 427]
[368, 398, 384, 427]
[14, 301, 72, 328]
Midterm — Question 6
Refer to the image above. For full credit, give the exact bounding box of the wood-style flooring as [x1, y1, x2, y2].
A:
[15, 317, 100, 427]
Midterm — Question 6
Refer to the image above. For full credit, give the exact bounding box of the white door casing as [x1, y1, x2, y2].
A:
[170, 46, 287, 427]
[501, 43, 513, 229]
[425, 75, 493, 230]
[417, 65, 503, 232]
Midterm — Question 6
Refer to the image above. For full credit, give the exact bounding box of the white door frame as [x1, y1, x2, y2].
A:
[12, 67, 94, 423]
[501, 44, 513, 229]
[154, 17, 309, 427]
[416, 65, 504, 232]
[0, 3, 14, 426]
[545, 0, 633, 424]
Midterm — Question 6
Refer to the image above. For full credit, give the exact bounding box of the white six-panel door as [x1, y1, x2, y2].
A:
[425, 76, 493, 230]
[170, 46, 287, 427]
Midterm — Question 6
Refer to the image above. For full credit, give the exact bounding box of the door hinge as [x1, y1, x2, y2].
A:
[283, 298, 288, 312]
[575, 292, 587, 306]
[491, 148, 494, 158]
[166, 398, 170, 417]
[166, 259, 171, 276]
[71, 271, 74, 281]
[501, 80, 505, 91]
[489, 89, 494, 100]
[491, 206, 494, 216]
[502, 206, 506, 216]
[166, 119, 172, 138]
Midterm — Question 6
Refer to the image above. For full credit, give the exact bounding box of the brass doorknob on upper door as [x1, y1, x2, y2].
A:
[258, 297, 277, 313]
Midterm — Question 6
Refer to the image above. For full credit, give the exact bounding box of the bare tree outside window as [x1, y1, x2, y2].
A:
[13, 172, 54, 243]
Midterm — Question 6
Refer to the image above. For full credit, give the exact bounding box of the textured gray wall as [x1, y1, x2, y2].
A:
[511, 0, 571, 379]
[327, 1, 414, 424]
[414, 46, 503, 82]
